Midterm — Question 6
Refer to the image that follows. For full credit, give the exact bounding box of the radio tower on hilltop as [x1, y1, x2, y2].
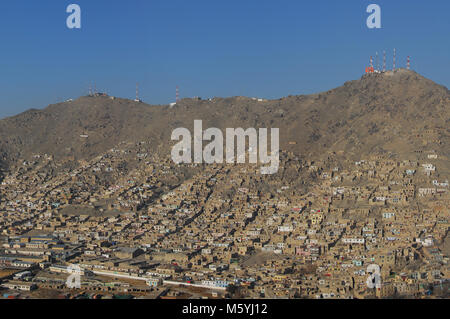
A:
[393, 48, 396, 71]
[407, 56, 411, 70]
[365, 56, 374, 74]
[375, 52, 379, 71]
[176, 86, 180, 103]
[135, 83, 141, 102]
[383, 51, 386, 72]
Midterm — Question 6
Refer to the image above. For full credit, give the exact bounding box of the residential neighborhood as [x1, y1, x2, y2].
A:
[0, 142, 448, 299]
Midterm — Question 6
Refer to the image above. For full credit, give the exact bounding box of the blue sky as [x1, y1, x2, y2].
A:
[0, 0, 448, 118]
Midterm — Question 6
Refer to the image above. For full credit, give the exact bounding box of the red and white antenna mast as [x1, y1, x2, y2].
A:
[375, 52, 379, 71]
[393, 48, 396, 71]
[176, 85, 180, 103]
[383, 51, 386, 72]
[407, 56, 411, 70]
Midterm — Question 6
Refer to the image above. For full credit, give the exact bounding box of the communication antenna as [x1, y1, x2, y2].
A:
[370, 56, 373, 69]
[136, 83, 140, 101]
[393, 48, 396, 71]
[407, 56, 411, 70]
[89, 83, 92, 96]
[176, 85, 180, 103]
[383, 51, 386, 72]
[375, 52, 379, 71]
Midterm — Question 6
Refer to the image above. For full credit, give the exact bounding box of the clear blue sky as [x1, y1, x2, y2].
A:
[0, 0, 448, 118]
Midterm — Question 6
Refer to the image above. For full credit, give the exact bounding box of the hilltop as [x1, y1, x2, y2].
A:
[0, 69, 448, 170]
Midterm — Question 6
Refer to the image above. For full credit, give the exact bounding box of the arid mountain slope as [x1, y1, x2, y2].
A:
[0, 69, 448, 169]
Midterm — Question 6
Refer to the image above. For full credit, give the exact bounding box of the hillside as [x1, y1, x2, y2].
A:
[0, 69, 448, 170]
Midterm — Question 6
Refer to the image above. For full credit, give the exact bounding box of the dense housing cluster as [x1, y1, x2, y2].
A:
[0, 140, 448, 299]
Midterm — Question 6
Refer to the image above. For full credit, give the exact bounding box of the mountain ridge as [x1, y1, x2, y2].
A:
[0, 69, 448, 171]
